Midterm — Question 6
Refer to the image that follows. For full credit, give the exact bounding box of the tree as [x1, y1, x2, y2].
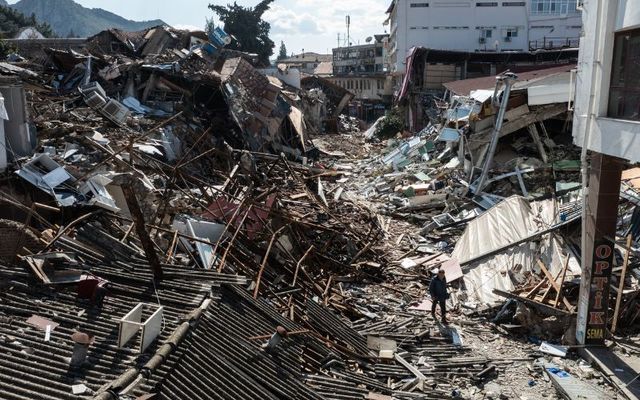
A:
[0, 6, 55, 38]
[208, 1, 275, 67]
[277, 40, 287, 61]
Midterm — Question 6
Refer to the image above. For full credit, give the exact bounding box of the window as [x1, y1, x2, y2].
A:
[433, 1, 470, 6]
[608, 29, 640, 121]
[505, 27, 518, 39]
[434, 26, 470, 30]
[482, 29, 492, 38]
[502, 1, 525, 5]
[410, 2, 429, 7]
[531, 0, 578, 15]
[476, 2, 498, 6]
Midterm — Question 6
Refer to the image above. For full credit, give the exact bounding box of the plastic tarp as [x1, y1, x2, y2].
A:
[469, 89, 495, 104]
[453, 196, 538, 264]
[454, 196, 580, 305]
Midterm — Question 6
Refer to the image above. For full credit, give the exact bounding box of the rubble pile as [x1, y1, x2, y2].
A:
[0, 26, 638, 400]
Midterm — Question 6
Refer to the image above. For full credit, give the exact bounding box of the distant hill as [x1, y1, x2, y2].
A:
[10, 0, 166, 38]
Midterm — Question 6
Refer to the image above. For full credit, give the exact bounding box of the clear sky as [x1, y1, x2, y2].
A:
[7, 0, 392, 56]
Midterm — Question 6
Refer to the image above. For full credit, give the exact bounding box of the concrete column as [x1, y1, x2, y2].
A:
[576, 153, 623, 345]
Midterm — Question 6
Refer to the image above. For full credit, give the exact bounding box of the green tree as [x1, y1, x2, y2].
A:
[208, 1, 275, 67]
[0, 6, 55, 38]
[277, 40, 287, 61]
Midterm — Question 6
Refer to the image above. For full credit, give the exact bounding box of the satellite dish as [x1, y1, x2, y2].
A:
[365, 37, 373, 43]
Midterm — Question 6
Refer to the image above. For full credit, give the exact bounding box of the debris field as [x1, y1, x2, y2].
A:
[0, 25, 639, 400]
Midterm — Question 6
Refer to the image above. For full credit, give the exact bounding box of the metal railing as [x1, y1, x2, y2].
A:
[529, 37, 580, 50]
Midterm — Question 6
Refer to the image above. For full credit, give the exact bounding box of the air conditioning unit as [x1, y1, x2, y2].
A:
[479, 37, 486, 44]
[101, 99, 130, 124]
[80, 81, 107, 99]
[84, 91, 107, 109]
[504, 36, 512, 42]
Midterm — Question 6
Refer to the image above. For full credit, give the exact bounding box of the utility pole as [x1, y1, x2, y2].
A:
[346, 15, 351, 47]
[337, 33, 340, 49]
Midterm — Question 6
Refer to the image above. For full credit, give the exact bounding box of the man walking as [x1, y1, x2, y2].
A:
[429, 268, 449, 324]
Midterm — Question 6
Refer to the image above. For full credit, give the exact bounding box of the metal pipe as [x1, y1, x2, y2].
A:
[473, 72, 518, 195]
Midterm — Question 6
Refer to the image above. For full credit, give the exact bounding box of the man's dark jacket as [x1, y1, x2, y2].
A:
[429, 276, 448, 300]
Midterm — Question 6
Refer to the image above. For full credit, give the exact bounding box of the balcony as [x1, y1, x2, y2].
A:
[529, 37, 580, 51]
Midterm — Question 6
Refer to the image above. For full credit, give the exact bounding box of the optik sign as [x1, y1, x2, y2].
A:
[585, 240, 614, 344]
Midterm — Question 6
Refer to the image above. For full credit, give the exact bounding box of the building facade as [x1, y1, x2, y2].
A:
[330, 35, 393, 118]
[277, 52, 333, 75]
[386, 0, 582, 75]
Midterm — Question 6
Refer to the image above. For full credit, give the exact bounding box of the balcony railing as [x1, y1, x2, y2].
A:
[529, 37, 580, 51]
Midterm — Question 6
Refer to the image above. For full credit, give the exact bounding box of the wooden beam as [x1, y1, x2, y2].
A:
[122, 182, 163, 281]
[612, 234, 633, 334]
[527, 123, 548, 164]
[553, 256, 571, 309]
[394, 353, 426, 391]
[540, 265, 564, 303]
[537, 259, 573, 311]
[253, 226, 286, 299]
[292, 245, 314, 287]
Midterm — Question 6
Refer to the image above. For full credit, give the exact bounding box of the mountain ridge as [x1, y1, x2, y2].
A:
[10, 0, 166, 37]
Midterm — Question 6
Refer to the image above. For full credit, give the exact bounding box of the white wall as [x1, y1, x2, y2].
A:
[388, 0, 582, 74]
[260, 68, 302, 89]
[529, 13, 582, 45]
[573, 0, 640, 163]
[330, 77, 389, 100]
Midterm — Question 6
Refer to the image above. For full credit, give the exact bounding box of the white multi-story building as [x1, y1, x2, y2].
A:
[386, 0, 583, 75]
[556, 1, 639, 348]
[573, 0, 640, 163]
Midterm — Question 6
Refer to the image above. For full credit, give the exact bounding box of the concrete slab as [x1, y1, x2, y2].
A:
[545, 363, 608, 399]
[582, 347, 640, 400]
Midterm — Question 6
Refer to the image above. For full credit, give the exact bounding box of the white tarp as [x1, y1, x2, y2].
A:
[469, 89, 495, 104]
[452, 196, 538, 264]
[454, 196, 580, 305]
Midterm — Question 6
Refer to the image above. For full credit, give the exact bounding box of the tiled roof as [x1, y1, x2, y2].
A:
[0, 249, 245, 399]
[144, 285, 328, 400]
